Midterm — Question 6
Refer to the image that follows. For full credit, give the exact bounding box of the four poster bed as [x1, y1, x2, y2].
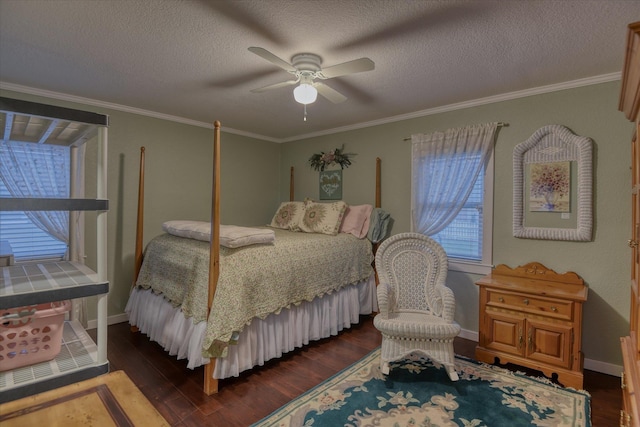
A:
[125, 122, 387, 395]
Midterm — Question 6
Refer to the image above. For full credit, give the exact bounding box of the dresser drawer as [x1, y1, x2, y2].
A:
[486, 289, 573, 321]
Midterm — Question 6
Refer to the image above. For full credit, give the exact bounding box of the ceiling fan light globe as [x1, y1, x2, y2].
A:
[293, 84, 318, 104]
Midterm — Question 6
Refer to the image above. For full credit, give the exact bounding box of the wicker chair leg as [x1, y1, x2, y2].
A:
[446, 365, 459, 381]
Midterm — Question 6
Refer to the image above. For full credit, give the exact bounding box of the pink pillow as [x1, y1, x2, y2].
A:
[340, 204, 373, 238]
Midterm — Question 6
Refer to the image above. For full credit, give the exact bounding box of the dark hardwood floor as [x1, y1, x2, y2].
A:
[99, 316, 620, 426]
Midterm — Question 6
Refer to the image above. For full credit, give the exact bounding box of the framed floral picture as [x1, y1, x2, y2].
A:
[529, 161, 570, 212]
[513, 124, 593, 241]
[319, 170, 342, 200]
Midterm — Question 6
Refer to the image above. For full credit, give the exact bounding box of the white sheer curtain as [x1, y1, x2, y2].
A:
[0, 140, 87, 325]
[69, 143, 86, 263]
[0, 140, 70, 243]
[70, 143, 88, 326]
[411, 122, 498, 235]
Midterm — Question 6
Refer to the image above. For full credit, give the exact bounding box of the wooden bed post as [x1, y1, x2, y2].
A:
[204, 121, 221, 395]
[375, 157, 381, 209]
[130, 147, 145, 333]
[290, 166, 295, 201]
[133, 147, 145, 287]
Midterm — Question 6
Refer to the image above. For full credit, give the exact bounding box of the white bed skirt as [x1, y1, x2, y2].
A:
[125, 274, 378, 379]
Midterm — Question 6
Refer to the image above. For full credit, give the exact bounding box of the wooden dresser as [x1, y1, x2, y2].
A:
[619, 21, 640, 427]
[475, 262, 587, 389]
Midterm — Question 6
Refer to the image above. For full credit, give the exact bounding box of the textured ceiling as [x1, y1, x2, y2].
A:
[0, 0, 638, 141]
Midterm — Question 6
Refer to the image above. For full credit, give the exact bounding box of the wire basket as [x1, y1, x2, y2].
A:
[0, 300, 71, 371]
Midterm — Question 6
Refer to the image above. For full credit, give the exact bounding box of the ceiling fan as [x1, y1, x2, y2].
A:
[248, 47, 375, 105]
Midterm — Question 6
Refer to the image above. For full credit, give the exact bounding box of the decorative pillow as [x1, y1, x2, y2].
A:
[340, 204, 374, 238]
[162, 221, 275, 248]
[269, 201, 306, 230]
[299, 201, 347, 235]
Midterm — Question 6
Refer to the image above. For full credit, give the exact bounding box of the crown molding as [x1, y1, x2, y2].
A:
[2, 72, 620, 144]
[0, 82, 280, 143]
[280, 72, 622, 142]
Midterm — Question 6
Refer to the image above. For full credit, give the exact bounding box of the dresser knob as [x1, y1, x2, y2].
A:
[523, 299, 529, 305]
[550, 306, 557, 312]
[498, 297, 504, 303]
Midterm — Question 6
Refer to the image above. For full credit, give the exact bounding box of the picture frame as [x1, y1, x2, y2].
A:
[319, 170, 342, 200]
[528, 161, 571, 213]
[513, 125, 593, 241]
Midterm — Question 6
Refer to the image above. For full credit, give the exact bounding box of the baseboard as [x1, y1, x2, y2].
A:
[458, 328, 621, 378]
[584, 358, 622, 377]
[459, 328, 479, 342]
[86, 320, 622, 377]
[87, 312, 129, 330]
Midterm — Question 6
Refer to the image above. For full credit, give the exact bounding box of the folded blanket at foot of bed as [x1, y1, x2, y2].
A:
[162, 220, 276, 248]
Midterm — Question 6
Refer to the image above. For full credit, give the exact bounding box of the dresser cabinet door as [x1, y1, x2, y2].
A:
[526, 318, 573, 369]
[483, 311, 525, 357]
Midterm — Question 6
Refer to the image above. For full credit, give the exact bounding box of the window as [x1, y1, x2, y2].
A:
[410, 123, 497, 275]
[430, 167, 484, 260]
[0, 141, 69, 262]
[430, 154, 494, 274]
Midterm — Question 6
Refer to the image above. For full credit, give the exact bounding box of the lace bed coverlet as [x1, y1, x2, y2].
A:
[135, 228, 374, 358]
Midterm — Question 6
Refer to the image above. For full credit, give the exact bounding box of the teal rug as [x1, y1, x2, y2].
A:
[252, 348, 590, 427]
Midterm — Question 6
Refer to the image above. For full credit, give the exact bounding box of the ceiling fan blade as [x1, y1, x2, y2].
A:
[199, 1, 286, 45]
[318, 58, 375, 79]
[314, 82, 347, 104]
[208, 69, 281, 88]
[248, 47, 296, 73]
[250, 79, 298, 93]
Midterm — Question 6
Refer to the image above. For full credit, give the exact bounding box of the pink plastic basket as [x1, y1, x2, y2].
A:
[0, 300, 71, 371]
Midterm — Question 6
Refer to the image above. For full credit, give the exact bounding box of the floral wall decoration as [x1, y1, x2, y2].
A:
[319, 170, 342, 200]
[529, 161, 570, 212]
[513, 124, 593, 241]
[308, 145, 354, 171]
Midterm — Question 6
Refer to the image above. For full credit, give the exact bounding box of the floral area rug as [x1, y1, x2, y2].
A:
[251, 348, 590, 427]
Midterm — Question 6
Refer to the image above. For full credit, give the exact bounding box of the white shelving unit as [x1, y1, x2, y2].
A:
[0, 97, 109, 402]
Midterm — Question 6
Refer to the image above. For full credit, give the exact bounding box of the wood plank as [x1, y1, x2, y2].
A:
[102, 317, 620, 426]
[0, 370, 169, 426]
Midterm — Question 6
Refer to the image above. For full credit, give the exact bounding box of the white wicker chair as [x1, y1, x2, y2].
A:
[373, 232, 461, 380]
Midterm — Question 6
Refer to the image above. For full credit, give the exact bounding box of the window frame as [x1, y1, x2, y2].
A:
[412, 150, 494, 275]
[0, 142, 70, 262]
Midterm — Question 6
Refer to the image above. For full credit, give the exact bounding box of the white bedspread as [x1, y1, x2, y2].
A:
[126, 274, 377, 378]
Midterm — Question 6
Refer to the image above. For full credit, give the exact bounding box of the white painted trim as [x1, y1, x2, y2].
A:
[0, 82, 281, 143]
[2, 73, 620, 143]
[584, 358, 622, 378]
[448, 262, 492, 275]
[87, 319, 621, 377]
[278, 73, 621, 142]
[87, 312, 128, 329]
[459, 328, 479, 342]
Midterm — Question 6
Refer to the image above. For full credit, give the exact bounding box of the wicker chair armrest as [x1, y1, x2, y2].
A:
[376, 282, 394, 317]
[437, 285, 456, 322]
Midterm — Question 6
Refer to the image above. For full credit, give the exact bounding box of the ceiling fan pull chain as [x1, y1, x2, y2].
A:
[304, 104, 308, 122]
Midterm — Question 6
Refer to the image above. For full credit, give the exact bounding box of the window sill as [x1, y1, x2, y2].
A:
[448, 259, 492, 275]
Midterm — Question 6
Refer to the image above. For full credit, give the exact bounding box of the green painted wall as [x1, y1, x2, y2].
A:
[280, 81, 632, 368]
[2, 80, 631, 370]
